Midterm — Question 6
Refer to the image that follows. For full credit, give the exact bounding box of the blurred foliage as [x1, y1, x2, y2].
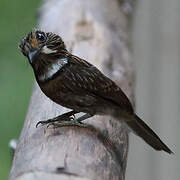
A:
[0, 0, 40, 179]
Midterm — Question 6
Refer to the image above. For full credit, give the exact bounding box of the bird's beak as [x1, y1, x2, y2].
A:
[28, 49, 40, 63]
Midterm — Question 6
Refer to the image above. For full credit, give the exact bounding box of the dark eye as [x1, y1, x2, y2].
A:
[36, 32, 46, 42]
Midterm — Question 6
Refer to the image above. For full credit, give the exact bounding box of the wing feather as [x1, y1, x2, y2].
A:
[62, 55, 134, 113]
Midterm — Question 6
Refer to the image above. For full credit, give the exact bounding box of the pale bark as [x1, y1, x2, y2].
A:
[9, 0, 135, 179]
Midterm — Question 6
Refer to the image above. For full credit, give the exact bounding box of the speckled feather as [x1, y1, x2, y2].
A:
[59, 55, 133, 113]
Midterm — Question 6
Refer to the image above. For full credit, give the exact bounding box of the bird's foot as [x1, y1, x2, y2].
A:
[47, 119, 88, 128]
[36, 110, 76, 128]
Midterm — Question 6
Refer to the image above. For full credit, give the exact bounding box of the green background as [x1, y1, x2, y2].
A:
[0, 1, 40, 179]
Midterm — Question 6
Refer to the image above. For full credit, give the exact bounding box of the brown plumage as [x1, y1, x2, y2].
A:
[19, 30, 173, 154]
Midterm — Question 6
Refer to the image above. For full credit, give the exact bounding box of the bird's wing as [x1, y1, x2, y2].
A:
[62, 55, 134, 113]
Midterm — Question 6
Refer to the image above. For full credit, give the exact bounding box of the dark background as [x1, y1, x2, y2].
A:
[0, 1, 40, 179]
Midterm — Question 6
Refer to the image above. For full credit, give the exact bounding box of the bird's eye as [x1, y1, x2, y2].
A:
[36, 32, 46, 42]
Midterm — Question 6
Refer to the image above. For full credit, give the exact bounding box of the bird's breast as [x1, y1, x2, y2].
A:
[37, 57, 68, 82]
[38, 75, 66, 104]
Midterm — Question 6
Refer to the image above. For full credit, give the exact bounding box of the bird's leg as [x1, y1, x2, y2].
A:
[75, 113, 93, 123]
[36, 110, 77, 127]
[47, 113, 93, 128]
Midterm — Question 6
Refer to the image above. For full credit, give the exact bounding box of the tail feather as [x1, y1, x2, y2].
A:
[126, 114, 173, 154]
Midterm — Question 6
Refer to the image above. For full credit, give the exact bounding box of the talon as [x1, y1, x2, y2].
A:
[36, 120, 49, 128]
[36, 121, 43, 128]
[36, 122, 40, 128]
[35, 111, 78, 128]
[47, 123, 55, 128]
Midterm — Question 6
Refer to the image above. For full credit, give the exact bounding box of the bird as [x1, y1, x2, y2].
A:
[19, 29, 173, 154]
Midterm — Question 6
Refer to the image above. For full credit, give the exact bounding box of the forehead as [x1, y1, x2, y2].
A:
[26, 31, 41, 49]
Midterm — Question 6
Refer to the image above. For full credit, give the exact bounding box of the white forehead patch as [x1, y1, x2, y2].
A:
[39, 58, 68, 81]
[41, 46, 57, 54]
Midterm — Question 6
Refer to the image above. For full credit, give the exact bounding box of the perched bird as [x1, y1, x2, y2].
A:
[19, 30, 172, 154]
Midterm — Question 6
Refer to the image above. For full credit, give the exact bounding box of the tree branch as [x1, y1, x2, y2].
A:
[10, 0, 135, 179]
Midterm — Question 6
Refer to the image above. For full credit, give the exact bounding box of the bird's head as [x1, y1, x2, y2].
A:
[19, 30, 66, 65]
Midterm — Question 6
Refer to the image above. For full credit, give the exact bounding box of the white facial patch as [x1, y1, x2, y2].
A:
[41, 46, 57, 54]
[39, 58, 68, 81]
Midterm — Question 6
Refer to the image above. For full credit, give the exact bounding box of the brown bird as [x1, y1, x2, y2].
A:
[19, 30, 172, 154]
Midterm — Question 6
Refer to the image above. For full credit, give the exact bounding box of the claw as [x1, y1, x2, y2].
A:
[36, 120, 49, 128]
[47, 123, 55, 128]
[36, 121, 43, 128]
[35, 112, 90, 129]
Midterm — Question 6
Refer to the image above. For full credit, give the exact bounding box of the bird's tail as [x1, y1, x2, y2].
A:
[126, 114, 173, 154]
